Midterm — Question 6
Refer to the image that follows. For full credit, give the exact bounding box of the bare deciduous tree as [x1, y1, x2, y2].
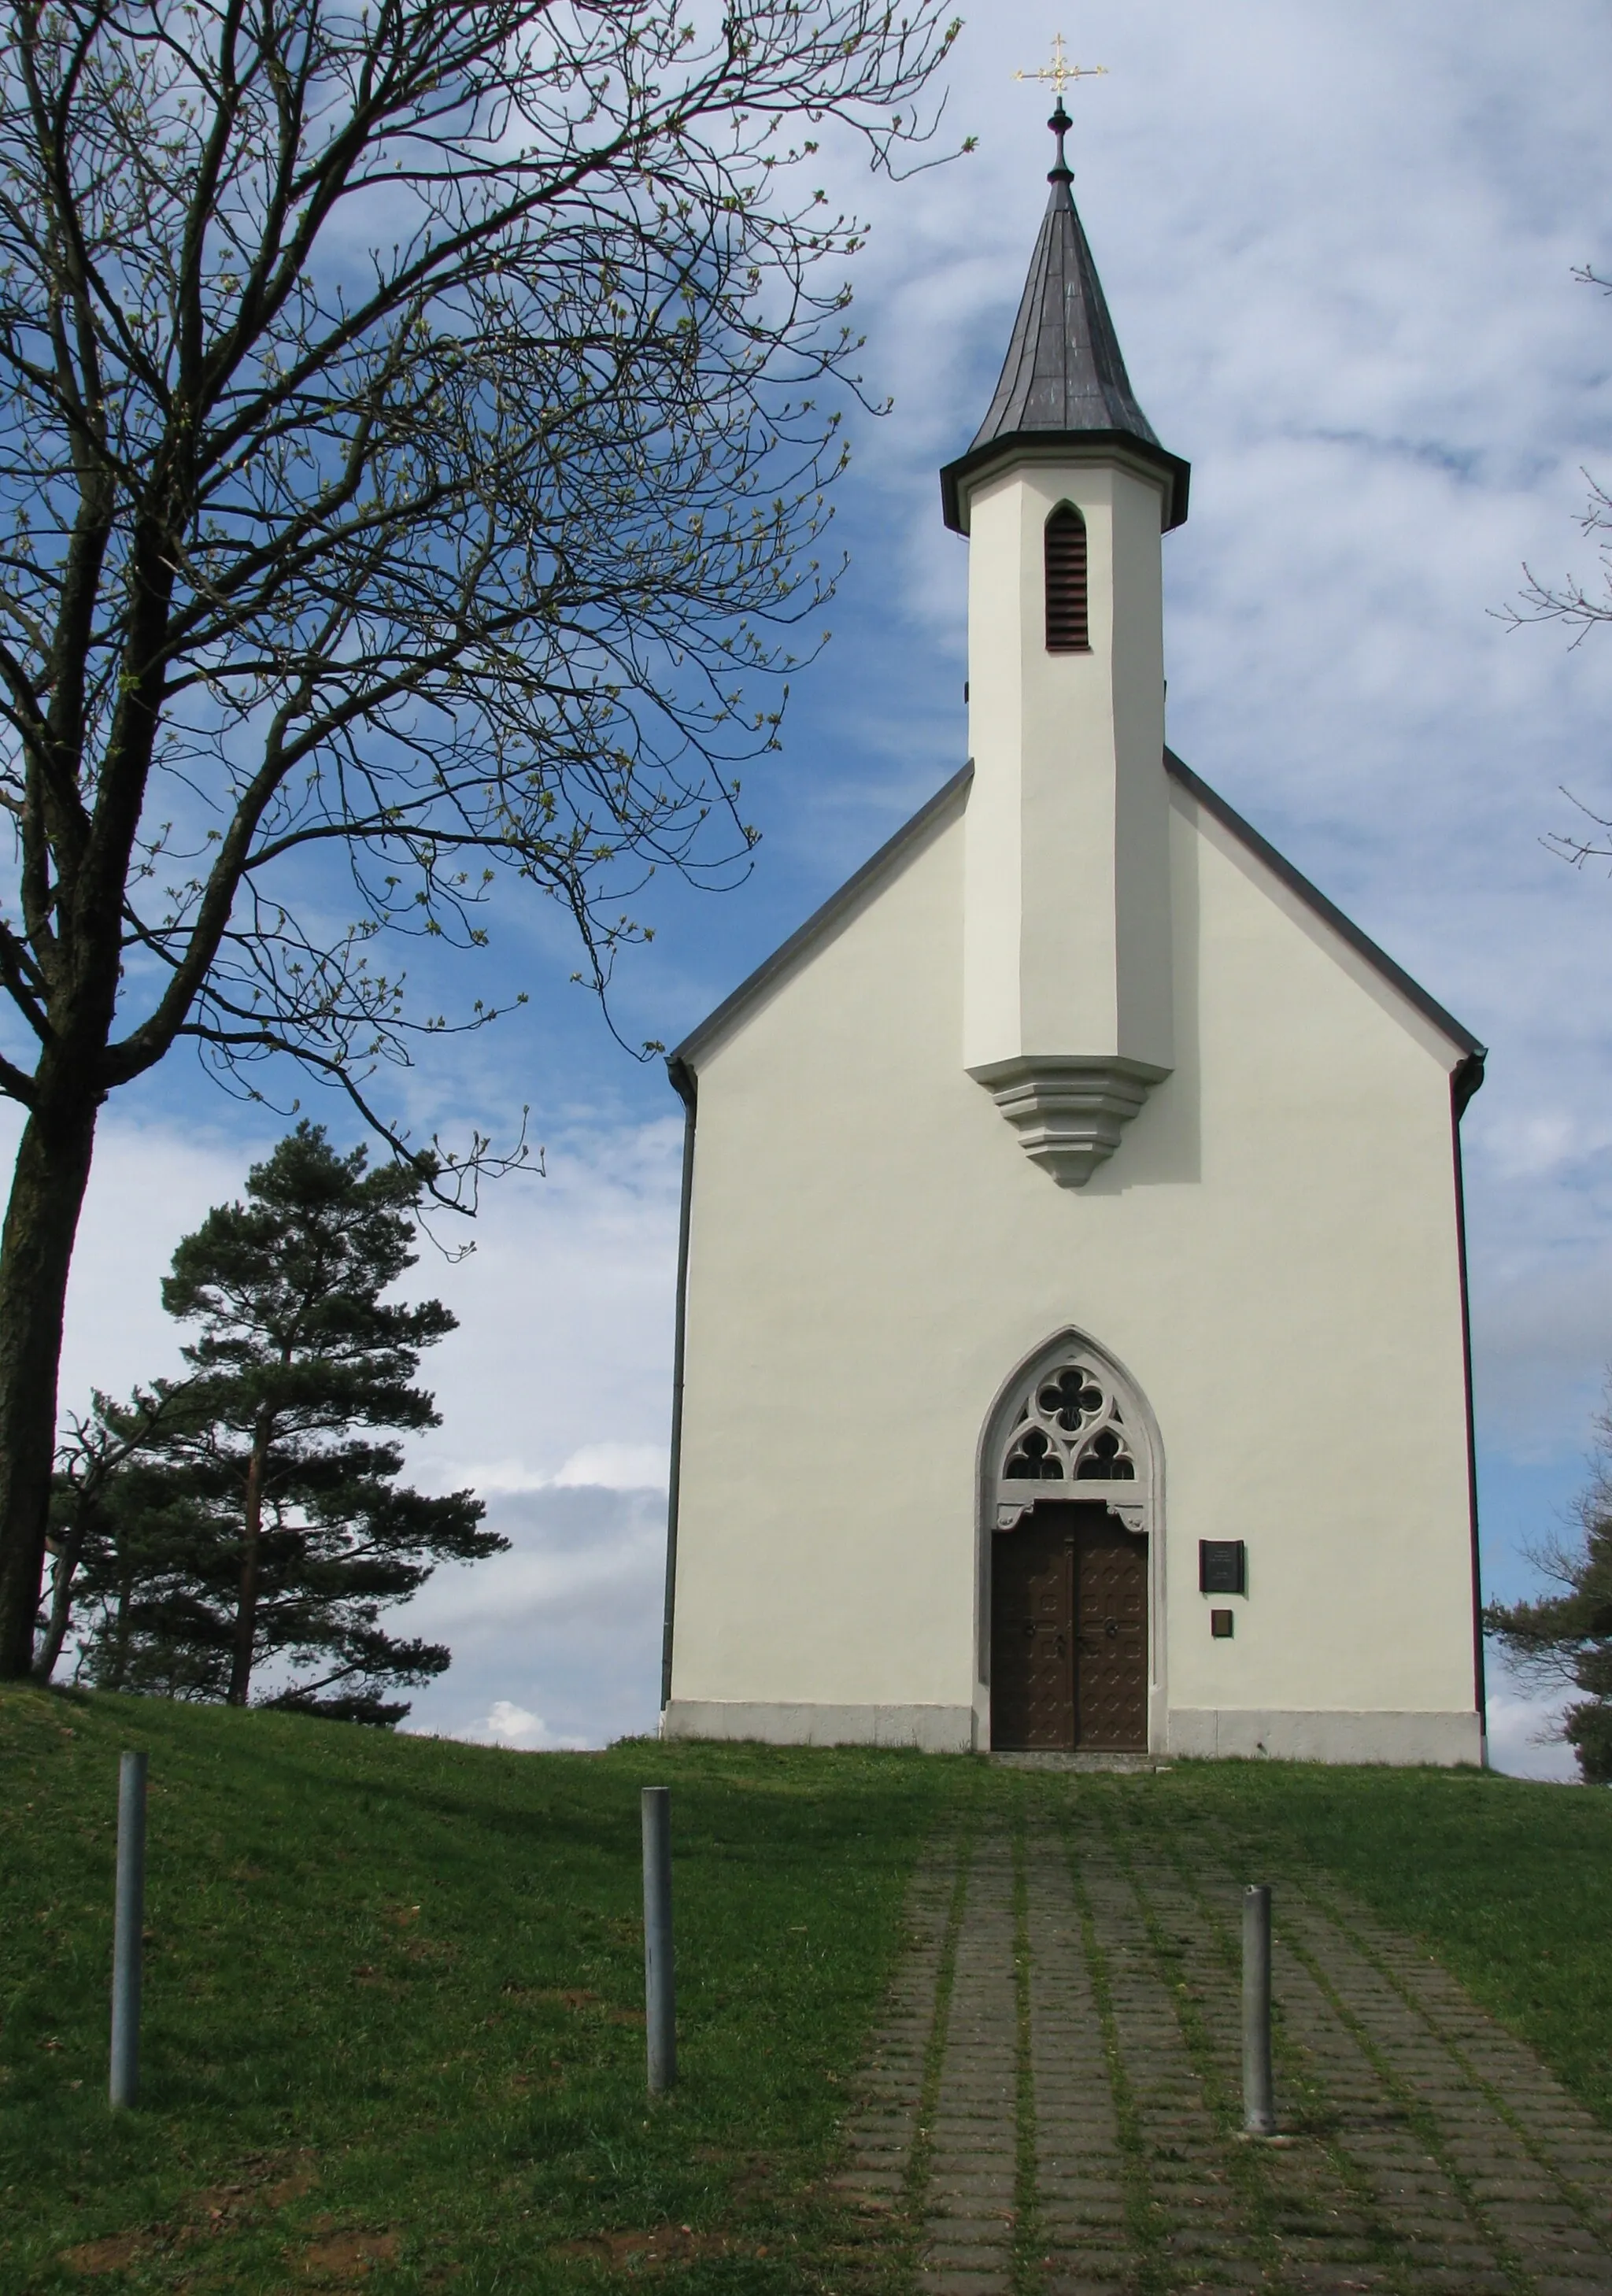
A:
[1501, 264, 1612, 872]
[1505, 264, 1612, 649]
[0, 0, 964, 1674]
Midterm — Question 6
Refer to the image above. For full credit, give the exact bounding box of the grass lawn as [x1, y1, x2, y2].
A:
[1145, 1757, 1612, 2126]
[6, 1687, 1612, 2294]
[1, 1688, 975, 2294]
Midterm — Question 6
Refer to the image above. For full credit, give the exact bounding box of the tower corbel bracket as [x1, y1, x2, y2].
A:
[969, 1055, 1170, 1186]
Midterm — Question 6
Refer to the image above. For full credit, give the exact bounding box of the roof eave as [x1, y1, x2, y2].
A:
[941, 429, 1192, 536]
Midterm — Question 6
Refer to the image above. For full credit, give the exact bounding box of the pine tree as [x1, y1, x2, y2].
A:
[1485, 1394, 1612, 1782]
[34, 1383, 198, 1684]
[65, 1123, 504, 1723]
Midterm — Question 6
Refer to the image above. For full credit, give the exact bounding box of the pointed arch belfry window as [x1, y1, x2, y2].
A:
[1044, 504, 1089, 653]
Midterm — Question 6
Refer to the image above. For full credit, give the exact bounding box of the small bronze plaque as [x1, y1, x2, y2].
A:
[1211, 1609, 1234, 1639]
[1199, 1539, 1246, 1595]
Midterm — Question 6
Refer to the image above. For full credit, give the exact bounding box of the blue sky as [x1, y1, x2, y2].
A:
[28, 0, 1612, 1776]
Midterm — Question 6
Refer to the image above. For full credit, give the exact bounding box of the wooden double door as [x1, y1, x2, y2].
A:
[991, 1503, 1148, 1751]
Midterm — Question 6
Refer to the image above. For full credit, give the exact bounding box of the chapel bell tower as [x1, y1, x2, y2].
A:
[941, 92, 1190, 1185]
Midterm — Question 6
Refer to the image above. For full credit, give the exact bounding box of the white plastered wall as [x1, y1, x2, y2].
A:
[664, 775, 1481, 1765]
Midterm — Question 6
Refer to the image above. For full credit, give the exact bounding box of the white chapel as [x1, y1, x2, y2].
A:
[656, 102, 1488, 1766]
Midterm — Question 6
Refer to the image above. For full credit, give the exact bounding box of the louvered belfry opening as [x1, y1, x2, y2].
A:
[1044, 503, 1090, 653]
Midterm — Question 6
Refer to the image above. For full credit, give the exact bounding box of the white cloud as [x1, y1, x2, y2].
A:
[1485, 1661, 1583, 1784]
[463, 1699, 593, 1752]
[402, 1116, 681, 1498]
[399, 1485, 667, 1748]
[426, 1441, 668, 1498]
[31, 1107, 682, 1488]
[0, 1108, 275, 1417]
[552, 1443, 668, 1492]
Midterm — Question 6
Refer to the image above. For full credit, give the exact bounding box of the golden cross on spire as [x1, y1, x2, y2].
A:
[1015, 31, 1107, 100]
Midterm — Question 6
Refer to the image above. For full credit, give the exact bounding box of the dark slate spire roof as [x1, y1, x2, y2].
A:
[940, 104, 1189, 533]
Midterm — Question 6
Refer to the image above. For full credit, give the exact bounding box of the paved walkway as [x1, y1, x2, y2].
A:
[837, 1799, 1612, 2294]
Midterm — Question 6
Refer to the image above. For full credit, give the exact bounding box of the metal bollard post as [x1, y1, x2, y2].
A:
[110, 1751, 148, 2110]
[1242, 1882, 1274, 2136]
[641, 1786, 676, 2094]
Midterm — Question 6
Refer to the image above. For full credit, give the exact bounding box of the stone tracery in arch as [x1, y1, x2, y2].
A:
[993, 1344, 1148, 1536]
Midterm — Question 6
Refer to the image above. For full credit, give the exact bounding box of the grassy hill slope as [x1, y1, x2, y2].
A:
[1, 1688, 958, 2294]
[6, 1688, 1612, 2293]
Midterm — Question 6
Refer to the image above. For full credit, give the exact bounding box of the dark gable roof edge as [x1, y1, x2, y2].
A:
[671, 761, 974, 1071]
[1166, 748, 1486, 1106]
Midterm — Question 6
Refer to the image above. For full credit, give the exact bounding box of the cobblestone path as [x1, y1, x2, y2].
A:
[836, 1798, 1612, 2296]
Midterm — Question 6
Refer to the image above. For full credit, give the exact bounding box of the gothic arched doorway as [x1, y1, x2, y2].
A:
[983, 1341, 1156, 1753]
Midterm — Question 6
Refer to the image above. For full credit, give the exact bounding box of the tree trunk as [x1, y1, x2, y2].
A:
[31, 1536, 79, 1681]
[227, 1416, 272, 1706]
[108, 1562, 132, 1691]
[0, 1092, 100, 1677]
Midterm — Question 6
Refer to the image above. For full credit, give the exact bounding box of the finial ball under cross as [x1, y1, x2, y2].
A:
[1015, 31, 1105, 181]
[1014, 31, 1107, 100]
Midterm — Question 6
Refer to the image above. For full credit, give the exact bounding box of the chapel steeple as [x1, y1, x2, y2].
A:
[940, 98, 1189, 534]
[953, 75, 1181, 1185]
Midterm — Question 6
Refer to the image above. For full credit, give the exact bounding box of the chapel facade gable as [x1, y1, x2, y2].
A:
[657, 93, 1486, 1769]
